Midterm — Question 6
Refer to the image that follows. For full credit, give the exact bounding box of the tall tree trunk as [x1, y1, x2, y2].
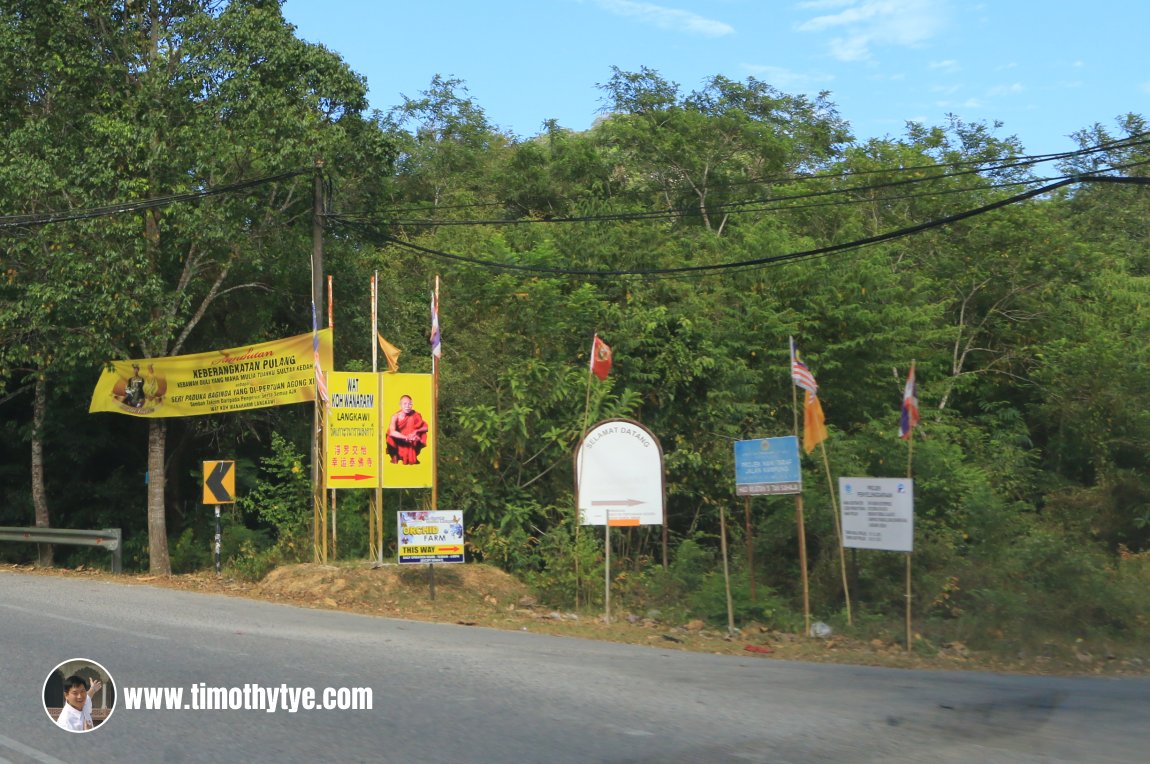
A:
[31, 374, 53, 566]
[147, 419, 170, 574]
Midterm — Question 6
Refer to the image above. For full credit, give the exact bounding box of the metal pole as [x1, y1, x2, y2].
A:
[213, 506, 221, 576]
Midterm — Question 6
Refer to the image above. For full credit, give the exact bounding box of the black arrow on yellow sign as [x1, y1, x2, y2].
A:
[203, 460, 235, 504]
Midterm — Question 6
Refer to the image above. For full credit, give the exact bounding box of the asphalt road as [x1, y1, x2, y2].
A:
[2, 571, 1148, 763]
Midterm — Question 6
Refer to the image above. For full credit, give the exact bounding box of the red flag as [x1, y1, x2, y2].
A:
[590, 335, 612, 381]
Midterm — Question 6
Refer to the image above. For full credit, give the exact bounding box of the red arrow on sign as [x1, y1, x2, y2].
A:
[591, 498, 645, 507]
[330, 474, 374, 481]
[440, 546, 461, 552]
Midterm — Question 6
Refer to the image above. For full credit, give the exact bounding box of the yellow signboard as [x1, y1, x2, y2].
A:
[203, 460, 236, 504]
[381, 373, 434, 489]
[88, 330, 332, 418]
[326, 371, 381, 488]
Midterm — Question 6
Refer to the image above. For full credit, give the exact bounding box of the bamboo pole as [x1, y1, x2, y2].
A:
[574, 336, 596, 610]
[372, 273, 384, 563]
[791, 369, 811, 636]
[819, 441, 852, 625]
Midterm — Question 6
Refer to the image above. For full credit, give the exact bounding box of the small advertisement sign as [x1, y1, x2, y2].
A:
[839, 477, 914, 552]
[397, 510, 465, 565]
[733, 437, 801, 495]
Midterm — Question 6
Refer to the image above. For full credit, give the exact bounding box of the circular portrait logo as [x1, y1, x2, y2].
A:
[43, 658, 116, 733]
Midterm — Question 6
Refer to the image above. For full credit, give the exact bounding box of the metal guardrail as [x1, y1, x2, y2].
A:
[0, 526, 122, 573]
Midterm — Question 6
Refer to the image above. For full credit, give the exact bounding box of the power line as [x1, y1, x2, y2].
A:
[341, 168, 1146, 280]
[0, 168, 311, 230]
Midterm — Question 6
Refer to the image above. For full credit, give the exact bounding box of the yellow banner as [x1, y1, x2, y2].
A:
[381, 373, 434, 488]
[88, 329, 333, 418]
[326, 371, 382, 488]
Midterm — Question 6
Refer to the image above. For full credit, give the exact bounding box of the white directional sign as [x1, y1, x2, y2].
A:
[576, 419, 664, 526]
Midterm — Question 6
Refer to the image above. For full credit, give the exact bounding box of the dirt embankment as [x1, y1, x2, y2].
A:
[8, 561, 1148, 676]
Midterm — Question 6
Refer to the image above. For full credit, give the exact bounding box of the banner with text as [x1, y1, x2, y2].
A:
[88, 329, 333, 418]
[326, 371, 382, 488]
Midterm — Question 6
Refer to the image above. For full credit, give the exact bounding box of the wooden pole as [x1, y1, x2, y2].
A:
[790, 342, 811, 636]
[311, 160, 325, 564]
[744, 496, 755, 602]
[372, 273, 384, 563]
[906, 420, 915, 653]
[432, 275, 440, 511]
[819, 441, 852, 625]
[327, 276, 336, 561]
[719, 502, 736, 636]
[574, 337, 596, 610]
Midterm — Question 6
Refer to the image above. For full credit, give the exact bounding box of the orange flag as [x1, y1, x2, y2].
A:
[377, 333, 401, 374]
[803, 390, 828, 454]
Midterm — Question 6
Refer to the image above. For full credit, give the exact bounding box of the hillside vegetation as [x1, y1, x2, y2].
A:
[2, 2, 1149, 661]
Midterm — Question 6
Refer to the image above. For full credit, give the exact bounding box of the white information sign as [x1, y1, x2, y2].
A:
[839, 477, 914, 552]
[576, 419, 664, 526]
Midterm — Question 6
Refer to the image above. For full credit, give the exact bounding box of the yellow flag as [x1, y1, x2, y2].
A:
[377, 333, 401, 373]
[803, 391, 828, 454]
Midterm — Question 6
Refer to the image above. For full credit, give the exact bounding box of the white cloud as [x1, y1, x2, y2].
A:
[593, 0, 734, 37]
[987, 82, 1023, 97]
[929, 59, 960, 72]
[796, 0, 947, 61]
[741, 64, 834, 91]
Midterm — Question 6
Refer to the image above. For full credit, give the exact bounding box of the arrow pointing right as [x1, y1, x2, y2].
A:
[330, 474, 374, 481]
[590, 498, 645, 507]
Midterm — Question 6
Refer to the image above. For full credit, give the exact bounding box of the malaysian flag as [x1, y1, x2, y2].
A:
[899, 362, 919, 440]
[312, 301, 328, 402]
[789, 336, 818, 393]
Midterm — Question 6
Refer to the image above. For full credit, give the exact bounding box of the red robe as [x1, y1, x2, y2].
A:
[386, 411, 428, 465]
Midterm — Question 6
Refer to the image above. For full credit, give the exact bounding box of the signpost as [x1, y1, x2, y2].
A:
[202, 460, 236, 575]
[397, 510, 464, 602]
[575, 419, 665, 623]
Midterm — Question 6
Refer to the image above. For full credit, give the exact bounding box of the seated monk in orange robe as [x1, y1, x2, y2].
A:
[386, 395, 428, 464]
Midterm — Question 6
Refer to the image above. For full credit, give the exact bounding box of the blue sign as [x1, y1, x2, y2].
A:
[734, 437, 801, 495]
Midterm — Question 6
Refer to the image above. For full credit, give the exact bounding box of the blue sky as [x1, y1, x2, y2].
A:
[281, 0, 1147, 156]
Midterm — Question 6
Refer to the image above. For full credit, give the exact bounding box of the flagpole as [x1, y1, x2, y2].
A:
[575, 337, 596, 611]
[372, 273, 383, 563]
[311, 161, 325, 565]
[432, 275, 440, 511]
[905, 360, 916, 653]
[789, 337, 812, 637]
[327, 275, 334, 562]
[819, 440, 852, 625]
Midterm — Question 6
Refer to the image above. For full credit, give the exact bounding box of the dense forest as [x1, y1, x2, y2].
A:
[2, 1, 1148, 653]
